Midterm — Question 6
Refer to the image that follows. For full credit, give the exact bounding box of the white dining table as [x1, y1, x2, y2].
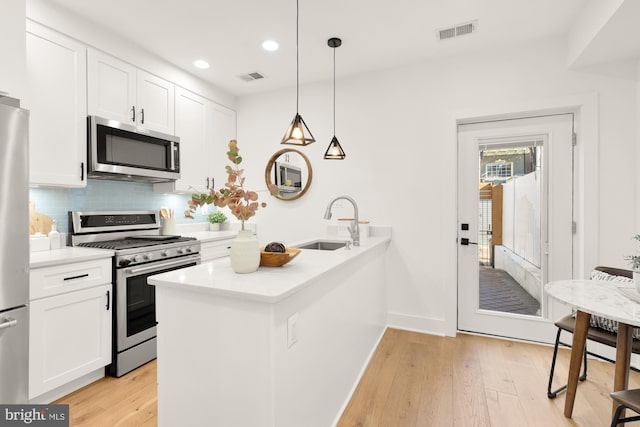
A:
[545, 279, 640, 419]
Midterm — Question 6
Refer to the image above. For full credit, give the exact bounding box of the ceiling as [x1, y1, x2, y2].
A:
[47, 0, 590, 97]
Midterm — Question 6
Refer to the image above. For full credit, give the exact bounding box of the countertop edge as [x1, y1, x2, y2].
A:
[149, 236, 391, 303]
[30, 247, 115, 269]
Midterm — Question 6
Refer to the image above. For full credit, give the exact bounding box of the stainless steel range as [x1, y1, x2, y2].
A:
[70, 210, 201, 377]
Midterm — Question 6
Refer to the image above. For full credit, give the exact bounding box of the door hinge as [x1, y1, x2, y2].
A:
[572, 221, 577, 234]
[572, 132, 577, 146]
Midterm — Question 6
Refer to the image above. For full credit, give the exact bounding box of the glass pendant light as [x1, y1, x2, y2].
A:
[324, 37, 346, 159]
[281, 0, 315, 145]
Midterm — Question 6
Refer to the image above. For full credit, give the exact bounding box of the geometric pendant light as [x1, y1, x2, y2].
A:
[324, 37, 346, 159]
[281, 0, 315, 145]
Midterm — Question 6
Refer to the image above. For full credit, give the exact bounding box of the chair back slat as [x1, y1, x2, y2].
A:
[595, 266, 633, 279]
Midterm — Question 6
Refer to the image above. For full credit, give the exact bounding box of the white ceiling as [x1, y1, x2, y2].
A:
[47, 0, 590, 97]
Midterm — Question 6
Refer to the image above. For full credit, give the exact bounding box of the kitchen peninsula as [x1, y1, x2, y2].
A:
[148, 228, 391, 427]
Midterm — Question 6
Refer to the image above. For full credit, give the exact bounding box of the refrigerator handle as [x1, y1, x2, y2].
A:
[0, 317, 18, 330]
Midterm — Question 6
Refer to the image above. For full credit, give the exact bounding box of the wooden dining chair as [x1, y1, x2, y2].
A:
[547, 266, 639, 399]
[610, 389, 640, 426]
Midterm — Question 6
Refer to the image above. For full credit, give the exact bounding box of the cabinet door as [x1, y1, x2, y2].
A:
[208, 103, 237, 190]
[87, 48, 136, 125]
[0, 0, 25, 98]
[201, 239, 233, 262]
[137, 70, 175, 134]
[29, 284, 112, 399]
[26, 22, 87, 188]
[169, 87, 209, 193]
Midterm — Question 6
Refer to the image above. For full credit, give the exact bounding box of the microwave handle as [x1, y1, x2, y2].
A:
[172, 142, 179, 171]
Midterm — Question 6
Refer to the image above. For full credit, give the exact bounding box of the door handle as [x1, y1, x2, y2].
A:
[131, 106, 136, 123]
[140, 108, 145, 124]
[106, 290, 110, 311]
[460, 238, 478, 246]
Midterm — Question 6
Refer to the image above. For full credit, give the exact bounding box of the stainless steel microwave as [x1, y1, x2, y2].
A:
[274, 161, 302, 194]
[87, 116, 180, 183]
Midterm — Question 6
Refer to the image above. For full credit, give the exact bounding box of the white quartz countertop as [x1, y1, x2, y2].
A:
[149, 232, 391, 303]
[30, 247, 115, 269]
[181, 230, 237, 242]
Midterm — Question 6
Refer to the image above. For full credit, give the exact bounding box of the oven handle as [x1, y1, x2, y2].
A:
[123, 254, 200, 275]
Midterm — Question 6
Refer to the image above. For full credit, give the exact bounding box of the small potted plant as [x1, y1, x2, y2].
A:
[207, 211, 227, 231]
[625, 234, 640, 291]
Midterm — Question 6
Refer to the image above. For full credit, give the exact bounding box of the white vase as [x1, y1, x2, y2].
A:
[209, 223, 220, 231]
[634, 271, 640, 293]
[230, 229, 260, 273]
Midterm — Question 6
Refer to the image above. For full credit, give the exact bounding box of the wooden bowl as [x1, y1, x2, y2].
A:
[260, 247, 301, 267]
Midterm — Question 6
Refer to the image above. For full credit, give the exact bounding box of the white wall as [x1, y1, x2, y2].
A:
[238, 36, 638, 336]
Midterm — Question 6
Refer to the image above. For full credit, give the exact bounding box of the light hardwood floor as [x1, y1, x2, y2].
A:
[55, 328, 640, 426]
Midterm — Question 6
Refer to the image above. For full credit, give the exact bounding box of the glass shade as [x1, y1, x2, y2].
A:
[323, 136, 346, 159]
[281, 113, 315, 145]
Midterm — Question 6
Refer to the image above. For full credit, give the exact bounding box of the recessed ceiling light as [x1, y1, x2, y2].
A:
[193, 59, 210, 69]
[262, 40, 279, 52]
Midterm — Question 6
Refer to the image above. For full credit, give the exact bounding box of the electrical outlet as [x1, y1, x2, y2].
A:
[287, 312, 299, 348]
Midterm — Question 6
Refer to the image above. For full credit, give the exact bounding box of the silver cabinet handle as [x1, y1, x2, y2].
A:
[131, 106, 136, 123]
[140, 108, 145, 124]
[0, 317, 18, 330]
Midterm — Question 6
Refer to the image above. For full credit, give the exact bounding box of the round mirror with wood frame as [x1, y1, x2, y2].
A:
[264, 148, 313, 201]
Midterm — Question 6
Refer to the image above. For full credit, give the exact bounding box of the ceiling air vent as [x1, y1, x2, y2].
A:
[238, 72, 265, 82]
[437, 20, 478, 41]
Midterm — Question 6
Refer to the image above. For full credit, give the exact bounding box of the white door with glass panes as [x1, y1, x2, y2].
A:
[457, 114, 574, 343]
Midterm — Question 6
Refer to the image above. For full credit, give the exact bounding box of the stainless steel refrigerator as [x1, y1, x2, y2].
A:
[0, 96, 29, 403]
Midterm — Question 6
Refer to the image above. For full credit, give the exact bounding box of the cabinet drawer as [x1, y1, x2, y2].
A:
[30, 258, 112, 300]
[201, 239, 233, 262]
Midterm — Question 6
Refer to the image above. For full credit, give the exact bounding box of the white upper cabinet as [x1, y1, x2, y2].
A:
[155, 87, 209, 193]
[137, 70, 175, 135]
[154, 91, 236, 195]
[87, 48, 175, 134]
[0, 0, 26, 99]
[208, 103, 237, 190]
[26, 21, 87, 188]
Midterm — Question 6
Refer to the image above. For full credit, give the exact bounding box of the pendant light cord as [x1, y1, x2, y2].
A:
[333, 46, 336, 136]
[296, 0, 299, 113]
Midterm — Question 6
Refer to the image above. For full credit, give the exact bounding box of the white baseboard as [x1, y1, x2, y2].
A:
[331, 326, 388, 427]
[386, 312, 450, 336]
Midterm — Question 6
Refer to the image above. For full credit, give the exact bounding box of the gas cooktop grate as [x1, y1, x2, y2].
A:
[78, 236, 196, 250]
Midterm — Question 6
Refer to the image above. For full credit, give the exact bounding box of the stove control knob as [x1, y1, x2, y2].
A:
[160, 250, 168, 257]
[186, 247, 192, 253]
[119, 258, 131, 267]
[143, 253, 153, 261]
[133, 255, 143, 263]
[177, 248, 184, 254]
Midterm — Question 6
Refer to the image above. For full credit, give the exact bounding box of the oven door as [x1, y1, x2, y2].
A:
[115, 254, 199, 352]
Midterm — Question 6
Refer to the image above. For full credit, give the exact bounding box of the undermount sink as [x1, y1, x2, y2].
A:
[295, 240, 346, 251]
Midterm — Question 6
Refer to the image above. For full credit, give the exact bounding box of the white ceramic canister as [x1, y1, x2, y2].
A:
[161, 218, 176, 236]
[230, 229, 260, 273]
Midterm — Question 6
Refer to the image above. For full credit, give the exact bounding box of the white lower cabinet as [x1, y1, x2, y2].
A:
[29, 259, 113, 400]
[201, 239, 234, 262]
